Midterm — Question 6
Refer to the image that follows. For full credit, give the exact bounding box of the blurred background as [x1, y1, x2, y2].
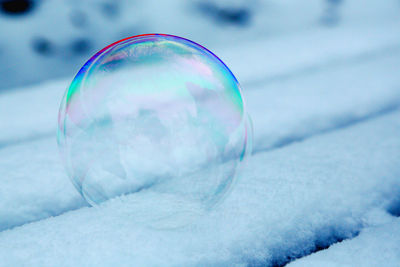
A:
[0, 0, 399, 91]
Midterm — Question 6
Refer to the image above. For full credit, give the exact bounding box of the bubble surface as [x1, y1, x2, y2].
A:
[58, 34, 251, 225]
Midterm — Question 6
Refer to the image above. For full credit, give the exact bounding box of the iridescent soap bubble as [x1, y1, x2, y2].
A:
[58, 34, 251, 226]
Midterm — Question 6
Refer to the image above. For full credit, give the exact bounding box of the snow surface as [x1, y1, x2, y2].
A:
[1, 1, 400, 266]
[1, 106, 400, 266]
[1, 25, 400, 232]
[288, 215, 400, 267]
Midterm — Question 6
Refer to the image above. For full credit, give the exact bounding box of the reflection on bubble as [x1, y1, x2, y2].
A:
[58, 34, 252, 227]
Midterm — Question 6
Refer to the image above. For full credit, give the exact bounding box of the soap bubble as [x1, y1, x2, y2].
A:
[58, 34, 252, 226]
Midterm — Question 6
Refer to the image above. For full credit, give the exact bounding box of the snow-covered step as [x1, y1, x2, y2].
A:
[1, 108, 399, 266]
[0, 138, 86, 231]
[1, 50, 400, 232]
[0, 79, 66, 148]
[248, 52, 400, 152]
[218, 22, 400, 87]
[288, 215, 400, 267]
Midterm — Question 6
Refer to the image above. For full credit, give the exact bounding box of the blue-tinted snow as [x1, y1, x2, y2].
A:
[1, 0, 400, 266]
[2, 23, 400, 147]
[288, 214, 400, 267]
[1, 28, 400, 232]
[1, 107, 400, 266]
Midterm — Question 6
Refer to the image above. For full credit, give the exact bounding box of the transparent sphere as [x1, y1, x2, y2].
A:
[58, 34, 252, 225]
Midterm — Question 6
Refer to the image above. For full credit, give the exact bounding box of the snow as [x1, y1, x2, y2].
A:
[3, 22, 400, 147]
[288, 215, 400, 267]
[1, 0, 400, 266]
[1, 107, 400, 266]
[0, 79, 66, 147]
[1, 0, 398, 90]
[1, 29, 400, 232]
[218, 22, 400, 87]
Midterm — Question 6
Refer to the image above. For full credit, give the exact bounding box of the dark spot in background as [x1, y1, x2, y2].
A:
[101, 2, 119, 19]
[197, 2, 251, 26]
[320, 0, 344, 26]
[31, 37, 54, 56]
[70, 10, 87, 28]
[387, 196, 400, 217]
[328, 0, 344, 5]
[217, 8, 250, 25]
[71, 38, 91, 54]
[0, 0, 35, 15]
